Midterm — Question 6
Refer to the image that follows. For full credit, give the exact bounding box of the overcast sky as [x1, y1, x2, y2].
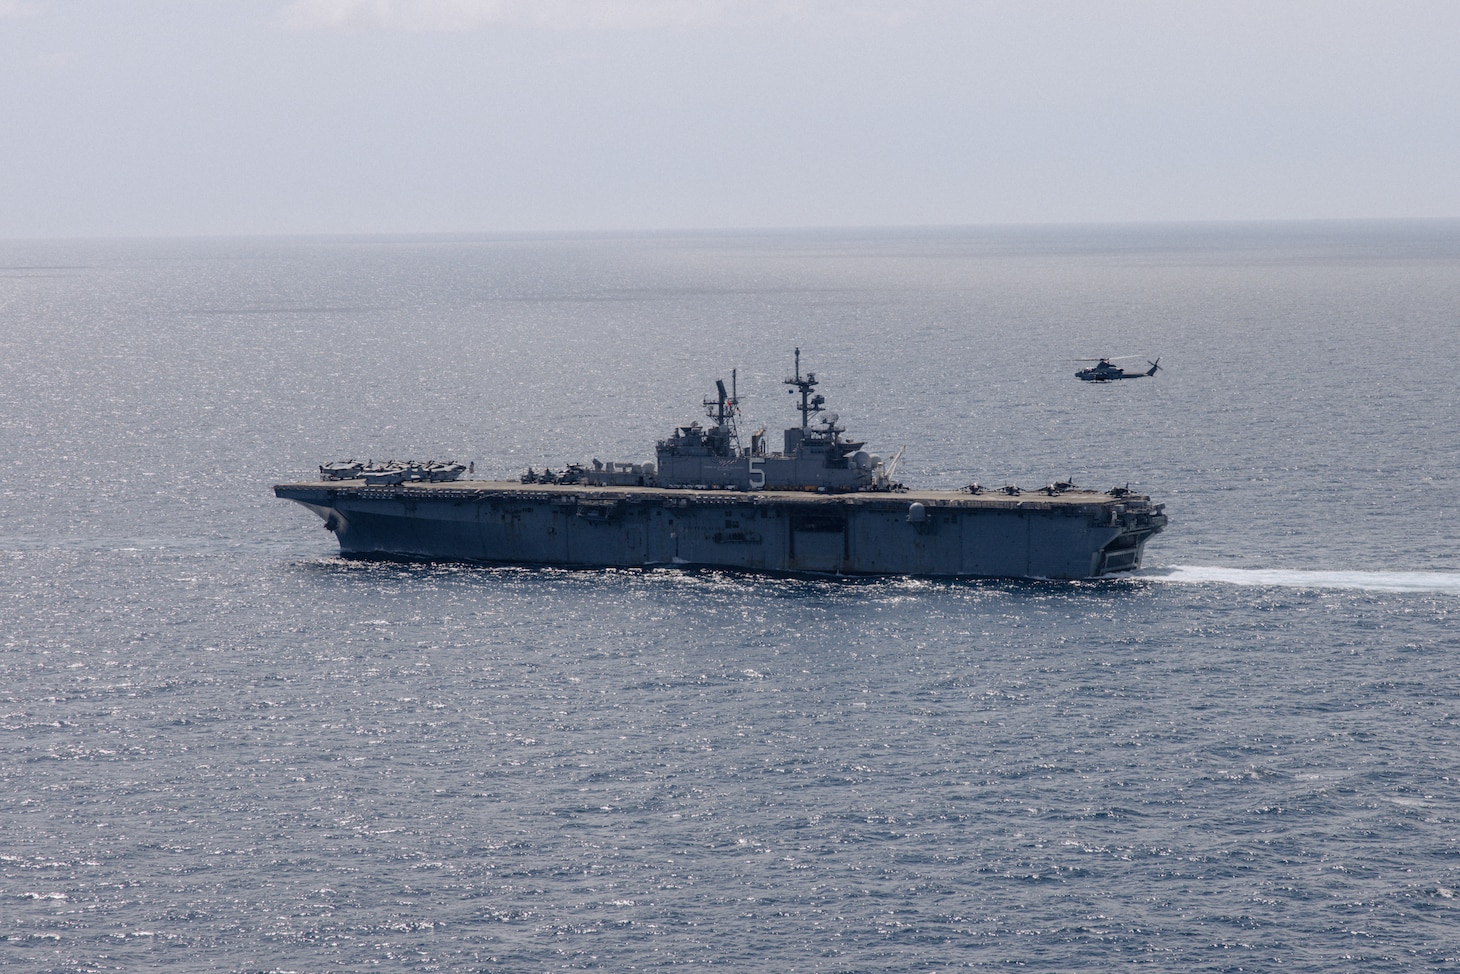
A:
[3, 0, 1458, 238]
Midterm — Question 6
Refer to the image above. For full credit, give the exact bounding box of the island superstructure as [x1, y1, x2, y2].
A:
[275, 350, 1167, 579]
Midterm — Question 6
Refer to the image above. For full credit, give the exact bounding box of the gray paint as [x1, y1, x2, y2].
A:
[275, 481, 1167, 580]
[279, 353, 1167, 579]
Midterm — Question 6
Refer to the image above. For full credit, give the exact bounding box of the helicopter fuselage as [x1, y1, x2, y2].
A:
[1075, 358, 1160, 381]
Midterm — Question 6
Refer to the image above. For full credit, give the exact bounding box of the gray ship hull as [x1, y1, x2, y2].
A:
[274, 480, 1167, 580]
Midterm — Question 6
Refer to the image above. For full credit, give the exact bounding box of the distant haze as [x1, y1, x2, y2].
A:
[3, 0, 1458, 238]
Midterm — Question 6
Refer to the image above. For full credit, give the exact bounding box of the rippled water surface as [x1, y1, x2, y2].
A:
[3, 224, 1459, 971]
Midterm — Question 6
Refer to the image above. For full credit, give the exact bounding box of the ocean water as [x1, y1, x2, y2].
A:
[2, 223, 1459, 971]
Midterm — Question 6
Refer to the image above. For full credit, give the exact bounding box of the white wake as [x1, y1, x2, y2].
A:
[1141, 566, 1460, 595]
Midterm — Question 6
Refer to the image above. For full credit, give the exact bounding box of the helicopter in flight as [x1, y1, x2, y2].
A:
[1074, 356, 1160, 382]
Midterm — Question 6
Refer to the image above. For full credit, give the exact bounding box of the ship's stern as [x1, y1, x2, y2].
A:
[1093, 498, 1167, 575]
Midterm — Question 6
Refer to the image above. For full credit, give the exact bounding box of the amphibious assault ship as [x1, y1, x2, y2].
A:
[275, 351, 1167, 579]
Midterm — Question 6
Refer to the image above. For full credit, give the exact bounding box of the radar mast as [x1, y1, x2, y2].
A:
[702, 368, 741, 456]
[785, 347, 826, 431]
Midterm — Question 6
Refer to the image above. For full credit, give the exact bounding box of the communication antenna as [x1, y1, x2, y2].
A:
[703, 368, 742, 454]
[785, 347, 825, 430]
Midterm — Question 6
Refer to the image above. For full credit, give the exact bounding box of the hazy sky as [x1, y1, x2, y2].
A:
[3, 0, 1458, 237]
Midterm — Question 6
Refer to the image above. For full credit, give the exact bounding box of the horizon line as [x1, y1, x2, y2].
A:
[6, 216, 1460, 247]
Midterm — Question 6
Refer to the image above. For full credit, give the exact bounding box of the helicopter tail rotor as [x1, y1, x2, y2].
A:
[1145, 358, 1161, 376]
